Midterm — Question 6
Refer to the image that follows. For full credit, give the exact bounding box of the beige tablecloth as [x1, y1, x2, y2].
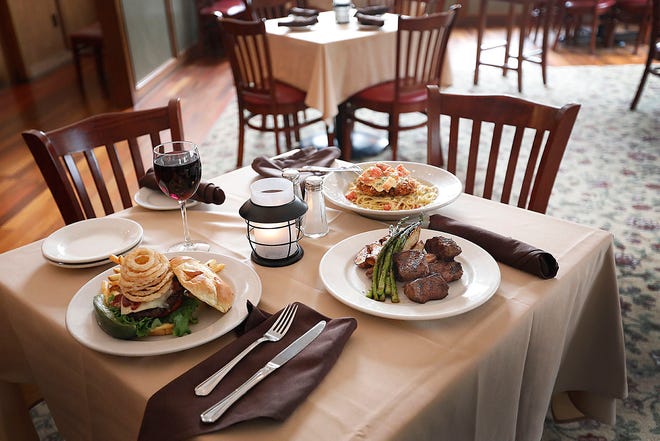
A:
[0, 166, 626, 441]
[265, 11, 453, 121]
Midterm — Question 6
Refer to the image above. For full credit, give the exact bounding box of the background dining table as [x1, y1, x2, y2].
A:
[0, 165, 626, 441]
[265, 10, 454, 123]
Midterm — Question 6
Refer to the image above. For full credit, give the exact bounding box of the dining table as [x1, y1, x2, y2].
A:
[0, 164, 627, 441]
[264, 10, 453, 123]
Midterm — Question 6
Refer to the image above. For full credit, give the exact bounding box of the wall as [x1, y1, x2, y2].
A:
[7, 0, 67, 78]
[96, 0, 198, 107]
[0, 0, 97, 84]
[0, 47, 8, 88]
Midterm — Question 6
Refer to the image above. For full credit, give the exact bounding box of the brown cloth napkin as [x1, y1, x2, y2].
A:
[278, 15, 318, 27]
[251, 146, 341, 178]
[355, 5, 390, 15]
[139, 168, 226, 205]
[428, 214, 559, 279]
[356, 12, 385, 27]
[138, 302, 357, 440]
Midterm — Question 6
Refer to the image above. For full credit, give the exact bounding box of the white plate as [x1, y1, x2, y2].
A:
[133, 187, 199, 211]
[66, 251, 262, 356]
[323, 161, 463, 220]
[44, 244, 140, 269]
[42, 218, 143, 264]
[319, 229, 500, 320]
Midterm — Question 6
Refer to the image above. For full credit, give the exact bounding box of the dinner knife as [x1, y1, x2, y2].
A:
[200, 320, 326, 424]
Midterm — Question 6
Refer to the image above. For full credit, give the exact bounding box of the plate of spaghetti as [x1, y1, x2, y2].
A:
[323, 161, 463, 220]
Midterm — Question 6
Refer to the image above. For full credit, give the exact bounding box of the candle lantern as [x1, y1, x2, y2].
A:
[239, 178, 308, 267]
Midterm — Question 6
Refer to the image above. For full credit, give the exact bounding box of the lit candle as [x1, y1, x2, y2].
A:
[252, 221, 298, 259]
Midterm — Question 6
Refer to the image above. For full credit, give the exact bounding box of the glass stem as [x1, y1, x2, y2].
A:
[179, 201, 193, 248]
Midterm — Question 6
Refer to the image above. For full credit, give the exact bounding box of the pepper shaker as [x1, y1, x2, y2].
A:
[301, 175, 328, 238]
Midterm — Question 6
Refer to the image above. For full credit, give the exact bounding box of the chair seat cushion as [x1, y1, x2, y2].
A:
[200, 0, 246, 16]
[243, 81, 306, 106]
[351, 81, 427, 105]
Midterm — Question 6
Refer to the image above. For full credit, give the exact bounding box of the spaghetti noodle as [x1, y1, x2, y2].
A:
[345, 163, 438, 211]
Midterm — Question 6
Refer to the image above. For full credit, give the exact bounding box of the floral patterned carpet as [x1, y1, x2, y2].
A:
[201, 63, 659, 441]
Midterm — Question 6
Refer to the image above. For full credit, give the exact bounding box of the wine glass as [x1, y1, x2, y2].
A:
[153, 141, 210, 252]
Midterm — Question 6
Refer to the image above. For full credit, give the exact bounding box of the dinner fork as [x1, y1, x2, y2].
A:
[194, 303, 298, 396]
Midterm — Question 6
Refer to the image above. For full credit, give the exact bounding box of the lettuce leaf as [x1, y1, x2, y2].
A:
[108, 295, 200, 338]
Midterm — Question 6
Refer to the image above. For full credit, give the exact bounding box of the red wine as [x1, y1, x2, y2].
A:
[154, 153, 202, 201]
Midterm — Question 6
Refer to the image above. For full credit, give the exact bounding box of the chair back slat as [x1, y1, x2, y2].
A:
[516, 130, 545, 208]
[83, 149, 116, 216]
[394, 0, 438, 16]
[62, 153, 95, 219]
[395, 9, 458, 96]
[22, 98, 183, 224]
[483, 123, 503, 200]
[465, 120, 481, 195]
[500, 127, 525, 205]
[426, 87, 580, 213]
[220, 19, 273, 96]
[105, 143, 134, 211]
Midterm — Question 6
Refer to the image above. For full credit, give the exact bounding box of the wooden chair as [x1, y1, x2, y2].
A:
[340, 5, 461, 161]
[196, 0, 248, 55]
[218, 18, 327, 167]
[553, 0, 617, 54]
[426, 86, 581, 213]
[630, 0, 659, 109]
[474, 0, 552, 93]
[610, 0, 653, 54]
[22, 99, 184, 225]
[69, 22, 105, 90]
[392, 0, 439, 16]
[246, 0, 297, 19]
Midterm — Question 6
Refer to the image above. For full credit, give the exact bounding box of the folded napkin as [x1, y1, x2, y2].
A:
[278, 15, 318, 27]
[289, 6, 319, 17]
[251, 146, 341, 178]
[428, 214, 559, 279]
[355, 12, 385, 27]
[355, 5, 390, 15]
[138, 302, 357, 440]
[139, 169, 226, 205]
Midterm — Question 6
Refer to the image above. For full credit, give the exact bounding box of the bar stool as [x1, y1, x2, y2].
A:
[69, 22, 105, 90]
[473, 0, 551, 92]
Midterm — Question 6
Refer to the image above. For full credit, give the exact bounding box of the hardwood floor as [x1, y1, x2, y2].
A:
[0, 27, 646, 254]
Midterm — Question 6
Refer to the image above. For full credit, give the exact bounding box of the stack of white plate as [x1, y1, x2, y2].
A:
[42, 218, 143, 269]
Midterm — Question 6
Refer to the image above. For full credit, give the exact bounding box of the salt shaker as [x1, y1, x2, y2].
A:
[281, 168, 303, 201]
[301, 175, 328, 238]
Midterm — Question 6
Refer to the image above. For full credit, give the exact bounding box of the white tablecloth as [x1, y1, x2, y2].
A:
[265, 11, 453, 121]
[0, 166, 626, 441]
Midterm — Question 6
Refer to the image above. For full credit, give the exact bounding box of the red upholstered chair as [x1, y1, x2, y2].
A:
[630, 0, 659, 109]
[610, 0, 653, 54]
[426, 86, 581, 214]
[340, 5, 461, 161]
[218, 18, 328, 167]
[196, 0, 248, 55]
[69, 22, 105, 90]
[22, 99, 184, 225]
[246, 0, 298, 19]
[553, 0, 617, 53]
